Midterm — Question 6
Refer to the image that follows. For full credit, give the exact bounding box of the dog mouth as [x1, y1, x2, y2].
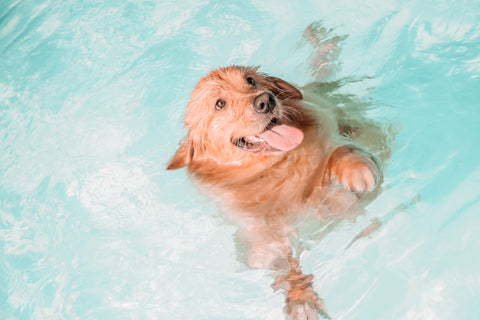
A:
[232, 118, 304, 152]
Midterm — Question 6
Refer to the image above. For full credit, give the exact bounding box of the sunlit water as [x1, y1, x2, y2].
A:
[1, 0, 479, 319]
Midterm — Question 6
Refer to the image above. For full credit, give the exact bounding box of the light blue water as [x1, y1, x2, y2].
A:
[1, 0, 479, 319]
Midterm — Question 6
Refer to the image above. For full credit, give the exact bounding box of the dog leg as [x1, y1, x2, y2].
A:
[238, 225, 331, 319]
[273, 256, 331, 320]
[301, 21, 347, 82]
[326, 145, 379, 192]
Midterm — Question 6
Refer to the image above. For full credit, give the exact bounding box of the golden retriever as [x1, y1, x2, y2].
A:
[168, 65, 387, 319]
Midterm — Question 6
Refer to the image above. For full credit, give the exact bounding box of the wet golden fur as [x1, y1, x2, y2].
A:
[168, 65, 387, 319]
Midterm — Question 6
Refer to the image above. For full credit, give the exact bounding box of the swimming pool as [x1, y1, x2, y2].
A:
[1, 0, 479, 319]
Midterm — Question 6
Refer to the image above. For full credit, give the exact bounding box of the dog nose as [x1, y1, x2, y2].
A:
[253, 92, 276, 114]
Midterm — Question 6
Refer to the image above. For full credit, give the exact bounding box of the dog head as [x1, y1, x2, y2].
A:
[167, 66, 308, 171]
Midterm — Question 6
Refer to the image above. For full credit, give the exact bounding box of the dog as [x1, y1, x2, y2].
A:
[167, 65, 387, 319]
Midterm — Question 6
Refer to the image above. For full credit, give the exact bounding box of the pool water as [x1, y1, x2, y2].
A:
[1, 0, 479, 319]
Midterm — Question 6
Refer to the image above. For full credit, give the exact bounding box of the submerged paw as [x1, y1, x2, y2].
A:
[285, 286, 329, 320]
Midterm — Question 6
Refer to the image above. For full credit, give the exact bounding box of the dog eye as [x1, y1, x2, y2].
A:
[246, 77, 256, 86]
[215, 99, 226, 110]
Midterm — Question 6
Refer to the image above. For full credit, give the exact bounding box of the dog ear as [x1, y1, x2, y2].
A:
[167, 138, 194, 170]
[264, 76, 303, 100]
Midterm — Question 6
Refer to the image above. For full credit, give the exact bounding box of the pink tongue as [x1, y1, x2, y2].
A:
[257, 125, 304, 151]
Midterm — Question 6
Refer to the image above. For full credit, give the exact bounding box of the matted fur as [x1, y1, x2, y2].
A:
[168, 65, 387, 319]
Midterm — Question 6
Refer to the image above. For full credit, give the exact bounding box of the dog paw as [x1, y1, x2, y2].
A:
[328, 147, 379, 192]
[285, 287, 328, 320]
[337, 156, 377, 192]
[287, 302, 323, 320]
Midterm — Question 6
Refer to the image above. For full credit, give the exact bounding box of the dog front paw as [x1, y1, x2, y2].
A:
[337, 156, 377, 192]
[327, 146, 379, 192]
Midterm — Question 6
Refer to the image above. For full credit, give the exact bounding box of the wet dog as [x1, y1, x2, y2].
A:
[168, 65, 385, 319]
